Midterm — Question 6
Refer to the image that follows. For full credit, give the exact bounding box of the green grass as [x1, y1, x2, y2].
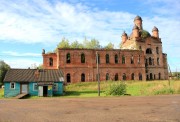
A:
[0, 88, 4, 98]
[63, 80, 180, 97]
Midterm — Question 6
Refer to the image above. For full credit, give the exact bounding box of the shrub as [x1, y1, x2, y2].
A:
[105, 82, 126, 96]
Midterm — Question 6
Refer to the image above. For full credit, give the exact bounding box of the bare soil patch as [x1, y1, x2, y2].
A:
[0, 95, 180, 122]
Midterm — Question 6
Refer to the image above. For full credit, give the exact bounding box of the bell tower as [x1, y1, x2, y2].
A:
[152, 26, 159, 38]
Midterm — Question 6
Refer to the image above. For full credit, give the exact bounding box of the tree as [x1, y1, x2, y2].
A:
[71, 40, 84, 48]
[0, 60, 10, 86]
[56, 37, 70, 49]
[104, 42, 114, 49]
[83, 38, 101, 49]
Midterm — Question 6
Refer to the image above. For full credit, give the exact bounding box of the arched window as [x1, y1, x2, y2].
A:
[66, 53, 71, 63]
[96, 54, 100, 64]
[146, 48, 152, 54]
[106, 54, 109, 64]
[122, 55, 125, 64]
[131, 73, 134, 80]
[81, 73, 85, 82]
[156, 47, 159, 54]
[122, 73, 126, 80]
[139, 73, 142, 80]
[67, 73, 71, 83]
[149, 57, 152, 65]
[49, 58, 53, 66]
[139, 46, 142, 50]
[106, 73, 110, 80]
[131, 55, 134, 64]
[145, 58, 148, 66]
[81, 53, 85, 63]
[157, 58, 159, 65]
[158, 73, 161, 80]
[146, 75, 149, 80]
[138, 55, 140, 64]
[115, 73, 118, 81]
[115, 54, 118, 64]
[150, 73, 153, 80]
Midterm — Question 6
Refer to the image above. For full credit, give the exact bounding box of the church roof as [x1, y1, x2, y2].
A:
[132, 25, 139, 30]
[121, 31, 127, 36]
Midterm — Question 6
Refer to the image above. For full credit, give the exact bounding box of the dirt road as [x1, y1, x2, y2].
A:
[0, 95, 180, 122]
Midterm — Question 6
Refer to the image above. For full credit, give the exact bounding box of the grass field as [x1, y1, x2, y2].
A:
[63, 80, 180, 97]
[0, 80, 180, 98]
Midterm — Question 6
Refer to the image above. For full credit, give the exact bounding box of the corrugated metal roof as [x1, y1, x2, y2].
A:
[3, 69, 64, 82]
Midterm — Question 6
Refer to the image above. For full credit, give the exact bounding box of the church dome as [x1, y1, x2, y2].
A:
[134, 15, 142, 21]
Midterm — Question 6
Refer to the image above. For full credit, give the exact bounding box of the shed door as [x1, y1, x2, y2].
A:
[21, 84, 28, 94]
[38, 86, 43, 96]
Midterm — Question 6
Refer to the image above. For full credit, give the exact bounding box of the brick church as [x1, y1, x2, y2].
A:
[42, 16, 168, 83]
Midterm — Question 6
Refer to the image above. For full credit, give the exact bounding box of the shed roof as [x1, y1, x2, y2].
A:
[3, 69, 64, 82]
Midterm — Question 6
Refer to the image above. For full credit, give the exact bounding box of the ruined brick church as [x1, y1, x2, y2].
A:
[42, 16, 168, 83]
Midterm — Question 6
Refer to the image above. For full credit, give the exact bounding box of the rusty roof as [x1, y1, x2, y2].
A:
[3, 69, 64, 82]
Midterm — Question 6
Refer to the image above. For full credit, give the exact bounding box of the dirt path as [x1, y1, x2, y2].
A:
[0, 95, 180, 122]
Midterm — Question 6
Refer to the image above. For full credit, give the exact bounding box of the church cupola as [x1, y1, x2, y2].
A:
[134, 15, 143, 30]
[152, 26, 159, 38]
[121, 31, 128, 43]
[132, 25, 139, 38]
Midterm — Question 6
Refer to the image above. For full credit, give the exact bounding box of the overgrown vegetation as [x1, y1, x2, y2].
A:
[105, 82, 126, 96]
[0, 88, 4, 98]
[64, 80, 180, 97]
[0, 60, 10, 86]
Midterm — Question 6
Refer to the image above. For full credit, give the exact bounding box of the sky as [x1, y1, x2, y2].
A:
[0, 0, 180, 71]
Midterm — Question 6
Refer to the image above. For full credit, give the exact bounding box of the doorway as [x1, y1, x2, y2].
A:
[21, 84, 28, 94]
[43, 86, 48, 97]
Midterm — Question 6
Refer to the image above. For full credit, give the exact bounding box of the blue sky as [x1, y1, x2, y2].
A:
[0, 0, 180, 71]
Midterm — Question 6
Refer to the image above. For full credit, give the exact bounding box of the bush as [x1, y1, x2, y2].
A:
[105, 82, 126, 96]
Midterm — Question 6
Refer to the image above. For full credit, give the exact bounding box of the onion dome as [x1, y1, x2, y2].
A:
[152, 26, 159, 32]
[121, 31, 127, 37]
[134, 15, 142, 21]
[132, 25, 139, 30]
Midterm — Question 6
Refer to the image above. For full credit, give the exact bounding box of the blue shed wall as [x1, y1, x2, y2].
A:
[29, 82, 38, 96]
[53, 82, 63, 95]
[4, 82, 20, 98]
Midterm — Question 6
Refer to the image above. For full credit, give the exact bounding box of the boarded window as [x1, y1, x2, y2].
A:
[66, 53, 71, 63]
[81, 53, 85, 63]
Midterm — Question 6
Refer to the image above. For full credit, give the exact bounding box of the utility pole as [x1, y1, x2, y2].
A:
[96, 51, 100, 96]
[168, 64, 172, 86]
